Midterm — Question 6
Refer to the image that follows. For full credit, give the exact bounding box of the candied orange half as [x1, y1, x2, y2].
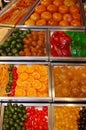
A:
[32, 72, 40, 80]
[26, 87, 37, 97]
[15, 88, 26, 96]
[17, 65, 27, 73]
[32, 80, 42, 89]
[19, 72, 29, 81]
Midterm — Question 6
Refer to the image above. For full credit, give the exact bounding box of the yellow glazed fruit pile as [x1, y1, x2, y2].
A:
[54, 106, 80, 130]
[54, 66, 86, 97]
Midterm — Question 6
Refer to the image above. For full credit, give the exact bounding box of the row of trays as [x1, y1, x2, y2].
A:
[0, 0, 85, 28]
[0, 62, 86, 102]
[0, 102, 86, 130]
[0, 26, 86, 61]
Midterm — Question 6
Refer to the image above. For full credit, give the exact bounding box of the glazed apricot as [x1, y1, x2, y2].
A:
[59, 20, 69, 26]
[35, 5, 46, 14]
[30, 13, 40, 21]
[69, 5, 80, 14]
[53, 13, 62, 22]
[47, 4, 57, 13]
[63, 13, 73, 22]
[70, 19, 81, 26]
[53, 0, 63, 6]
[48, 18, 57, 26]
[41, 0, 51, 6]
[41, 11, 52, 21]
[36, 19, 46, 26]
[58, 5, 69, 14]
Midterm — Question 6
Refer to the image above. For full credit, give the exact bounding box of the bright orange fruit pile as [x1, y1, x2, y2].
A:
[25, 0, 81, 26]
[54, 66, 86, 97]
[15, 64, 48, 97]
[54, 106, 80, 130]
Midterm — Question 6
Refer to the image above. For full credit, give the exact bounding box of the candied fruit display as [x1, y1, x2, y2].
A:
[50, 31, 86, 57]
[0, 28, 46, 57]
[54, 65, 86, 97]
[0, 0, 36, 25]
[24, 0, 82, 26]
[78, 107, 86, 130]
[2, 103, 48, 130]
[1, 64, 49, 97]
[25, 106, 48, 130]
[54, 106, 80, 130]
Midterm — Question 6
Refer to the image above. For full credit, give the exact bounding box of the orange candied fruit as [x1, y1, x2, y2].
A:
[54, 66, 86, 97]
[15, 64, 48, 97]
[54, 106, 80, 130]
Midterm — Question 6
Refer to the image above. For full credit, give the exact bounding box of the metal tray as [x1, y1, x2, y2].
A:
[0, 62, 52, 102]
[0, 0, 39, 26]
[0, 103, 51, 130]
[0, 27, 49, 61]
[20, 0, 85, 28]
[48, 28, 86, 62]
[51, 103, 86, 130]
[51, 63, 86, 102]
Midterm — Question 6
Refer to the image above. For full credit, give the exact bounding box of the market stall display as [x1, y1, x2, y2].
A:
[1, 103, 50, 130]
[23, 0, 84, 26]
[50, 30, 86, 57]
[52, 64, 86, 100]
[52, 104, 86, 130]
[0, 0, 38, 25]
[0, 27, 48, 61]
[0, 63, 51, 99]
[0, 0, 86, 130]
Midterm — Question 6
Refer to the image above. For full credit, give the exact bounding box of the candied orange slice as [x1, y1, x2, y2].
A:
[37, 91, 48, 97]
[22, 81, 32, 90]
[17, 65, 28, 73]
[27, 76, 34, 83]
[40, 66, 48, 76]
[32, 72, 40, 79]
[32, 64, 41, 71]
[15, 88, 26, 96]
[26, 87, 37, 97]
[27, 66, 35, 73]
[39, 75, 48, 82]
[19, 72, 29, 81]
[38, 84, 48, 92]
[32, 80, 42, 89]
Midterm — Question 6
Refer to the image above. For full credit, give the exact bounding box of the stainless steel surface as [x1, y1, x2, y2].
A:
[51, 63, 86, 102]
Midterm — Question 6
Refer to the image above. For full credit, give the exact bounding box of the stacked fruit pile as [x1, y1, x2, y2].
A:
[3, 103, 48, 130]
[25, 0, 82, 26]
[4, 64, 48, 97]
[50, 31, 86, 57]
[0, 28, 46, 56]
[0, 0, 36, 25]
[54, 65, 86, 97]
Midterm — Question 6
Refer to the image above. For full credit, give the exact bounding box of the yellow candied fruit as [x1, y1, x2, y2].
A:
[54, 106, 80, 130]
